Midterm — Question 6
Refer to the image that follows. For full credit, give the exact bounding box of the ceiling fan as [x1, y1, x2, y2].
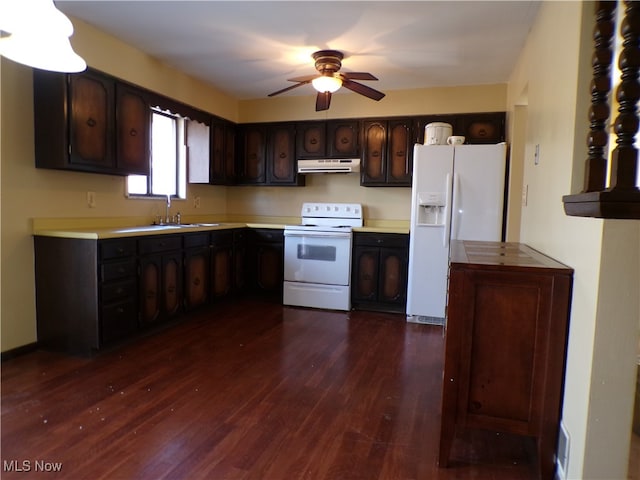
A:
[268, 50, 385, 111]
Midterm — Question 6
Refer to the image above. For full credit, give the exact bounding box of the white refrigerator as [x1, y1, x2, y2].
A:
[406, 143, 507, 323]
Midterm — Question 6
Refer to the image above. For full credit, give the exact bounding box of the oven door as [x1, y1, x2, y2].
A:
[284, 230, 352, 286]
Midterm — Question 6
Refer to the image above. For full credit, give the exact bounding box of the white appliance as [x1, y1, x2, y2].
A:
[283, 203, 363, 311]
[406, 143, 507, 323]
[297, 158, 360, 174]
[424, 122, 453, 145]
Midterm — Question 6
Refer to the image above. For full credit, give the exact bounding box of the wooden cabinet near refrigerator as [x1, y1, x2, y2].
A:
[438, 241, 573, 480]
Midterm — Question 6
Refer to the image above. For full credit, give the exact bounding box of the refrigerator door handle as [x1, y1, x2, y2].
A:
[451, 173, 460, 241]
[443, 173, 452, 247]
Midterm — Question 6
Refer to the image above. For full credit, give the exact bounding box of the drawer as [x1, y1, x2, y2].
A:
[233, 228, 248, 243]
[184, 232, 210, 249]
[100, 239, 136, 260]
[101, 278, 136, 303]
[251, 228, 283, 243]
[101, 259, 137, 282]
[138, 235, 182, 254]
[211, 230, 233, 246]
[354, 232, 409, 248]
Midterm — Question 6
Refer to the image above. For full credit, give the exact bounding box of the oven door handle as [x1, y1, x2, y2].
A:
[284, 231, 352, 239]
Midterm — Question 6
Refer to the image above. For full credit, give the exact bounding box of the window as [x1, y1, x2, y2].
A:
[127, 108, 186, 198]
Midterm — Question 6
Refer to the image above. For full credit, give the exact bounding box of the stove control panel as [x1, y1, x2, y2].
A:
[301, 202, 362, 219]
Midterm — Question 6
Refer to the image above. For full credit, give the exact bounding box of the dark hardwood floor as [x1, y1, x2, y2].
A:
[2, 299, 540, 479]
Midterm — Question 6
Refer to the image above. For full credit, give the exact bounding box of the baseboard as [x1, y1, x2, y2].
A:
[1, 342, 39, 362]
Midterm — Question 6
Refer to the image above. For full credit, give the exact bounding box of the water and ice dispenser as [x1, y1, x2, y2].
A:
[416, 192, 446, 225]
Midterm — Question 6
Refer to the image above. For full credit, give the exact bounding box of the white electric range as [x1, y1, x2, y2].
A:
[283, 203, 363, 311]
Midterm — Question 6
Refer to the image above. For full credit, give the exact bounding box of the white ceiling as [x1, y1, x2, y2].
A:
[56, 1, 540, 101]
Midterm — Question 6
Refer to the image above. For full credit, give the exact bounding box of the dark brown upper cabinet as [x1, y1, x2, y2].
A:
[458, 113, 505, 144]
[209, 119, 236, 185]
[327, 120, 360, 158]
[116, 84, 150, 174]
[34, 68, 150, 176]
[296, 121, 326, 159]
[361, 118, 414, 186]
[237, 124, 267, 184]
[266, 123, 304, 186]
[237, 123, 303, 186]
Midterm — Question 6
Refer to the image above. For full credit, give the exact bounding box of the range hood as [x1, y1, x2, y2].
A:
[297, 158, 360, 174]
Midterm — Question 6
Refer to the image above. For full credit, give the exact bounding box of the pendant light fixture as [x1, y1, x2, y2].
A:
[0, 0, 86, 73]
[311, 75, 342, 94]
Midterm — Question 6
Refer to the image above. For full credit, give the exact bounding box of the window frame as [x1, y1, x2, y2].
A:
[126, 107, 187, 200]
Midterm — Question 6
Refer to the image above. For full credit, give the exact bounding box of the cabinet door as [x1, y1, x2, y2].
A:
[386, 118, 413, 185]
[116, 84, 150, 175]
[184, 246, 209, 310]
[162, 252, 182, 318]
[458, 113, 505, 144]
[239, 125, 266, 184]
[211, 245, 233, 298]
[296, 122, 326, 158]
[255, 243, 283, 292]
[210, 122, 226, 184]
[361, 120, 387, 185]
[327, 120, 359, 158]
[267, 123, 298, 184]
[352, 245, 380, 303]
[139, 256, 161, 325]
[69, 72, 114, 169]
[378, 247, 408, 305]
[233, 230, 247, 293]
[224, 124, 237, 183]
[139, 252, 182, 324]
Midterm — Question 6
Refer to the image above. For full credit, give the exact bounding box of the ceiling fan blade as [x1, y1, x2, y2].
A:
[316, 91, 331, 111]
[341, 72, 378, 81]
[342, 79, 385, 101]
[268, 80, 311, 97]
[287, 74, 319, 83]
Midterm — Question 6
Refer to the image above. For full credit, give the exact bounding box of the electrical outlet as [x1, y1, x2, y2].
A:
[522, 184, 528, 207]
[556, 421, 570, 480]
[87, 191, 96, 208]
[534, 144, 540, 165]
[193, 196, 201, 209]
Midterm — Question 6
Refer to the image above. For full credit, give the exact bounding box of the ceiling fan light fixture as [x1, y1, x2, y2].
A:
[0, 0, 86, 73]
[312, 75, 342, 93]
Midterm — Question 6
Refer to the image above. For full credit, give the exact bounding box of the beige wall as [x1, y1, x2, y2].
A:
[507, 2, 639, 478]
[0, 17, 507, 352]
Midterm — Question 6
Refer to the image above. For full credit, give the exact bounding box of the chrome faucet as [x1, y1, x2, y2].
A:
[165, 194, 171, 224]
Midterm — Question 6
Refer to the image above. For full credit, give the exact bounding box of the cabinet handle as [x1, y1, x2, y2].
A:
[129, 128, 137, 137]
[116, 288, 124, 295]
[86, 117, 96, 127]
[116, 307, 124, 314]
[117, 248, 124, 254]
[309, 138, 317, 145]
[372, 151, 380, 157]
[193, 278, 201, 286]
[279, 152, 286, 159]
[340, 137, 349, 144]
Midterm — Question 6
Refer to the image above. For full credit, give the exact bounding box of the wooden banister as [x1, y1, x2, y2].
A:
[563, 0, 640, 219]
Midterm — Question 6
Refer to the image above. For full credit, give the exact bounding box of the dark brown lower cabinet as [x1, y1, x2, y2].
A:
[232, 229, 248, 293]
[210, 230, 234, 299]
[249, 229, 283, 296]
[351, 232, 409, 313]
[34, 236, 138, 355]
[138, 235, 183, 326]
[438, 241, 573, 480]
[183, 233, 210, 311]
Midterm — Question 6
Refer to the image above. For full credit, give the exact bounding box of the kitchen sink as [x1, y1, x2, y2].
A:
[111, 225, 179, 233]
[175, 223, 220, 227]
